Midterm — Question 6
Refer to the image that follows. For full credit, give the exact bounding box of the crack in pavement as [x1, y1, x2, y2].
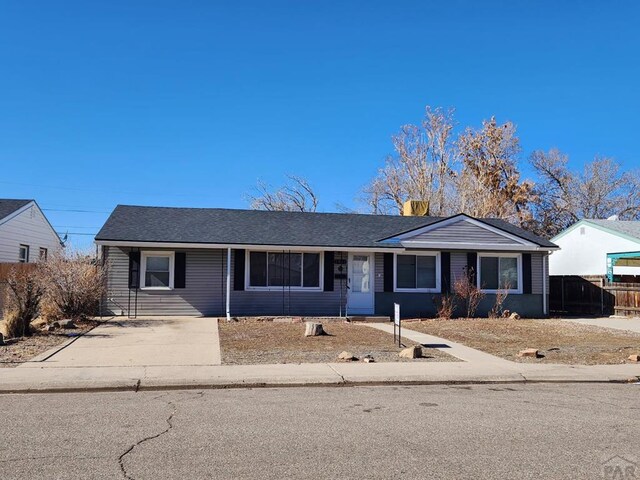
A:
[117, 391, 205, 479]
[118, 400, 176, 480]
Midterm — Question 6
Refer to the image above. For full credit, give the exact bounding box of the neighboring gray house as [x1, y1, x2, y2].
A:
[0, 199, 62, 263]
[95, 205, 558, 318]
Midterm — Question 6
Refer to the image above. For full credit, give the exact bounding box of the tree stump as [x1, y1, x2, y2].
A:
[304, 322, 325, 337]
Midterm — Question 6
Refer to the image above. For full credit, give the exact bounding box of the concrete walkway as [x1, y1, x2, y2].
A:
[361, 323, 514, 365]
[560, 317, 640, 334]
[20, 317, 221, 368]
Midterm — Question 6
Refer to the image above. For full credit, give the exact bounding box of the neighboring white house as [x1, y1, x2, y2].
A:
[0, 199, 62, 263]
[550, 219, 640, 279]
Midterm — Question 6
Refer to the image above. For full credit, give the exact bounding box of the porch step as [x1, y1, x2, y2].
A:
[349, 316, 391, 323]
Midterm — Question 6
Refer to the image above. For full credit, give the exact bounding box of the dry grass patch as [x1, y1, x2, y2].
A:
[0, 319, 99, 368]
[218, 319, 457, 365]
[404, 318, 640, 365]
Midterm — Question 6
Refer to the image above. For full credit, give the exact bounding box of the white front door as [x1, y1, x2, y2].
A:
[347, 253, 374, 315]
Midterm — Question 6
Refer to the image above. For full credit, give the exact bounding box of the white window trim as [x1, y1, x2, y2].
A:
[245, 250, 324, 291]
[18, 244, 29, 263]
[393, 252, 441, 293]
[477, 252, 523, 294]
[140, 251, 175, 290]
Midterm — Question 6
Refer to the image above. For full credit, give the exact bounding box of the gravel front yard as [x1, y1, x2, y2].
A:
[0, 320, 99, 368]
[403, 318, 640, 365]
[218, 319, 458, 365]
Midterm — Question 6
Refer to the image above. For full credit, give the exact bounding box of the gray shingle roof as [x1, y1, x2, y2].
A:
[96, 205, 557, 249]
[0, 199, 32, 221]
[585, 219, 640, 241]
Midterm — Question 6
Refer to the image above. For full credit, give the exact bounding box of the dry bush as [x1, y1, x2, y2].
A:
[453, 268, 485, 319]
[38, 251, 107, 321]
[434, 294, 454, 319]
[488, 287, 510, 319]
[3, 265, 43, 337]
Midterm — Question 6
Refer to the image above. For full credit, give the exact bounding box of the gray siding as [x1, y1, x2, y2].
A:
[0, 203, 61, 263]
[374, 252, 384, 293]
[103, 245, 549, 318]
[103, 246, 224, 316]
[407, 219, 522, 246]
[104, 247, 349, 317]
[230, 250, 348, 316]
[450, 252, 468, 283]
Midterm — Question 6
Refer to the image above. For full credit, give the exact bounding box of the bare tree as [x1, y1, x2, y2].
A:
[530, 150, 640, 237]
[363, 107, 456, 215]
[248, 175, 318, 212]
[455, 117, 535, 227]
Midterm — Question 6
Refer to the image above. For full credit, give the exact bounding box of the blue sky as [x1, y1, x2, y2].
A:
[1, 1, 638, 248]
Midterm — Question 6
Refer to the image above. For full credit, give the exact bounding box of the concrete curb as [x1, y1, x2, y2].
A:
[1, 375, 637, 395]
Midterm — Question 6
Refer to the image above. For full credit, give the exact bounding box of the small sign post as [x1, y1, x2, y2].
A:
[393, 303, 401, 347]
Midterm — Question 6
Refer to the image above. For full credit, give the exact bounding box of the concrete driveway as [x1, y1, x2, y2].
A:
[22, 317, 221, 368]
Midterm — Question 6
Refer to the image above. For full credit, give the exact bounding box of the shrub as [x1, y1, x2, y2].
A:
[38, 251, 107, 321]
[488, 287, 510, 319]
[453, 267, 484, 319]
[434, 294, 454, 319]
[3, 265, 43, 337]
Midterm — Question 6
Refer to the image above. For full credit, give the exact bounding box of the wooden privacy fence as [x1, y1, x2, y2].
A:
[550, 275, 640, 316]
[0, 263, 38, 315]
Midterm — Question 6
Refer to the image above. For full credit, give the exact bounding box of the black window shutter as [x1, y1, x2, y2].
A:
[441, 252, 451, 294]
[522, 253, 532, 294]
[466, 252, 478, 287]
[383, 253, 394, 292]
[234, 249, 245, 291]
[128, 250, 140, 289]
[174, 252, 186, 289]
[324, 251, 334, 291]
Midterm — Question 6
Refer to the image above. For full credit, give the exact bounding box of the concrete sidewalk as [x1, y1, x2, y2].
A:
[1, 358, 638, 393]
[560, 317, 640, 334]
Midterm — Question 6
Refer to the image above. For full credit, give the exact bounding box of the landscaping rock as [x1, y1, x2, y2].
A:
[338, 351, 357, 361]
[52, 321, 61, 329]
[399, 345, 422, 359]
[517, 348, 539, 358]
[509, 312, 521, 320]
[304, 322, 325, 337]
[363, 354, 375, 363]
[59, 319, 77, 329]
[45, 324, 57, 332]
[628, 354, 640, 362]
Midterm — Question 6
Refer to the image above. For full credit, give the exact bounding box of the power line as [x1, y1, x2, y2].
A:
[43, 208, 111, 214]
[0, 180, 201, 198]
[56, 232, 98, 236]
[53, 225, 102, 229]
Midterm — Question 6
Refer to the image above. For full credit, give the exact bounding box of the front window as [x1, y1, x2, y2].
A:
[479, 254, 520, 292]
[141, 252, 174, 289]
[39, 248, 48, 261]
[395, 253, 439, 291]
[18, 245, 29, 263]
[248, 251, 321, 289]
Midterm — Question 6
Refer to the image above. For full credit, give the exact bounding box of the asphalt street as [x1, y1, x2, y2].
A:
[0, 384, 638, 479]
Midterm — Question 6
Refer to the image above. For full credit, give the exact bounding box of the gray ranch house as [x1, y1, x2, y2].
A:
[95, 205, 558, 318]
